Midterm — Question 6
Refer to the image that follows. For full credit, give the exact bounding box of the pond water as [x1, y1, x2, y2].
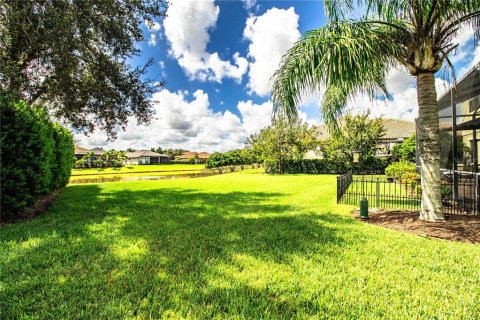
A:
[69, 171, 218, 184]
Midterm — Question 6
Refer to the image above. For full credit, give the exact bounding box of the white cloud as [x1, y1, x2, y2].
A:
[75, 90, 275, 152]
[346, 66, 451, 121]
[237, 100, 273, 133]
[148, 34, 157, 46]
[159, 60, 167, 77]
[145, 19, 161, 32]
[243, 7, 301, 96]
[242, 0, 256, 10]
[163, 0, 248, 82]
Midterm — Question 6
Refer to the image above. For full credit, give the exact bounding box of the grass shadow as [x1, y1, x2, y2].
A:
[0, 183, 354, 319]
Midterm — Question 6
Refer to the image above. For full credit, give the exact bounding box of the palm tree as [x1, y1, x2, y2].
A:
[271, 0, 480, 221]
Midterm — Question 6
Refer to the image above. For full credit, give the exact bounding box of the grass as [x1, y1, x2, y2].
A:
[71, 164, 205, 176]
[1, 173, 480, 319]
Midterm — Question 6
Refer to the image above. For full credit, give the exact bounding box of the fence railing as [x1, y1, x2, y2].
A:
[336, 172, 353, 202]
[441, 170, 480, 215]
[337, 174, 421, 210]
[337, 171, 479, 215]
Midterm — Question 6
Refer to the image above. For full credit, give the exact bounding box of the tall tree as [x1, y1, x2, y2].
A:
[271, 0, 480, 221]
[320, 112, 385, 171]
[0, 0, 167, 138]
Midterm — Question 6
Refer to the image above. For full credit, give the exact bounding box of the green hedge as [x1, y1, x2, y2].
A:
[205, 150, 257, 169]
[265, 158, 388, 174]
[265, 159, 347, 174]
[0, 100, 74, 219]
[52, 124, 75, 188]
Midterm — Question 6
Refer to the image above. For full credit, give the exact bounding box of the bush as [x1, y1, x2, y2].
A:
[385, 160, 417, 181]
[205, 150, 257, 169]
[392, 135, 416, 162]
[265, 159, 347, 174]
[0, 99, 74, 219]
[51, 124, 75, 188]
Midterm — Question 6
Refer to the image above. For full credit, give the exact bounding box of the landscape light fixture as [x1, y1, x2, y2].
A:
[352, 149, 360, 163]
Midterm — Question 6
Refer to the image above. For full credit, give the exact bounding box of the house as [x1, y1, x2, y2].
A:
[434, 62, 479, 214]
[74, 146, 105, 160]
[374, 119, 416, 156]
[176, 151, 211, 163]
[125, 150, 170, 165]
[307, 118, 415, 159]
[436, 62, 479, 173]
[74, 146, 90, 160]
[197, 152, 211, 162]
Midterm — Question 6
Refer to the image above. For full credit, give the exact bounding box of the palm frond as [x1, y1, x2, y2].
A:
[271, 21, 403, 127]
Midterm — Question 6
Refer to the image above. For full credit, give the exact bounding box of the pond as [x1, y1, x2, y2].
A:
[69, 171, 219, 184]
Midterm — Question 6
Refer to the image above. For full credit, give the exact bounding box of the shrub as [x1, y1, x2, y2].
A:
[31, 107, 55, 194]
[265, 159, 348, 174]
[0, 99, 74, 219]
[392, 135, 416, 162]
[385, 160, 417, 181]
[172, 159, 190, 164]
[51, 124, 75, 188]
[1, 99, 37, 214]
[205, 150, 257, 169]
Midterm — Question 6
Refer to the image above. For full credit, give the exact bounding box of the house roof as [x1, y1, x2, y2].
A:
[74, 146, 104, 156]
[125, 150, 169, 158]
[177, 151, 197, 159]
[317, 118, 415, 141]
[438, 62, 480, 111]
[380, 118, 416, 140]
[74, 146, 89, 155]
[177, 151, 211, 159]
[197, 152, 211, 159]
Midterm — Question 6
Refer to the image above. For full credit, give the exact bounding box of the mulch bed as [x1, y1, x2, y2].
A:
[354, 209, 480, 244]
[0, 189, 61, 226]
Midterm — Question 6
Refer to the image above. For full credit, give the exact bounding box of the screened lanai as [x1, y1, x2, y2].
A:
[436, 63, 480, 214]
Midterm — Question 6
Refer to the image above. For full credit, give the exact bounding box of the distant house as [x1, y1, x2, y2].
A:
[74, 146, 104, 160]
[374, 119, 416, 156]
[176, 151, 211, 163]
[125, 150, 170, 165]
[306, 118, 415, 159]
[74, 146, 90, 160]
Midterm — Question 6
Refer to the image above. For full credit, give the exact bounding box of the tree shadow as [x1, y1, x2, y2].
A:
[1, 184, 358, 318]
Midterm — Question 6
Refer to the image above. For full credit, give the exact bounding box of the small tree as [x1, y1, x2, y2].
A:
[392, 135, 416, 162]
[320, 113, 385, 172]
[247, 117, 319, 174]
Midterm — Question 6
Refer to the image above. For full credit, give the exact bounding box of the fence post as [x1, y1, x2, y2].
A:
[336, 176, 340, 203]
[477, 175, 480, 215]
[376, 178, 380, 208]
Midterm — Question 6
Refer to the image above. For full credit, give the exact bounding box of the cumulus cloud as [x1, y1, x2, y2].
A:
[163, 0, 248, 82]
[148, 34, 157, 46]
[75, 90, 275, 152]
[243, 7, 301, 96]
[346, 65, 455, 121]
[237, 100, 273, 134]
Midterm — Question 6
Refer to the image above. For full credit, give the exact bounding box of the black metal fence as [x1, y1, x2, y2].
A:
[441, 170, 480, 215]
[337, 171, 479, 215]
[337, 174, 421, 210]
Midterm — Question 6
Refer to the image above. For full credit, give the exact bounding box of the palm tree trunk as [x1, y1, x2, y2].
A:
[416, 72, 444, 221]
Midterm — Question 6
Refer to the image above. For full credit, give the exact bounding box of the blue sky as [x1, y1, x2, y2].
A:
[77, 0, 480, 152]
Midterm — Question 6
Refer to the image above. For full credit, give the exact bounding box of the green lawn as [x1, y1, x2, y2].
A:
[71, 164, 205, 176]
[1, 173, 480, 319]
